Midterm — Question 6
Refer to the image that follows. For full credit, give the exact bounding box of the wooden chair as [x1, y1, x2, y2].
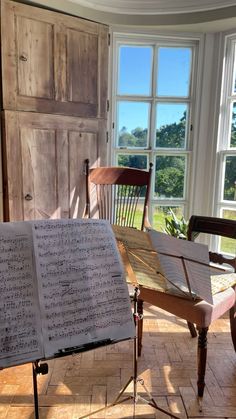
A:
[139, 215, 236, 401]
[84, 159, 153, 230]
[84, 159, 153, 349]
[187, 215, 236, 338]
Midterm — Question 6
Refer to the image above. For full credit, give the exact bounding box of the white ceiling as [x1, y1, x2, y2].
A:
[68, 0, 236, 15]
[29, 0, 236, 31]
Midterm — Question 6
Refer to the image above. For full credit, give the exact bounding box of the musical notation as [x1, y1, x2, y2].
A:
[32, 219, 135, 357]
[0, 219, 135, 367]
[0, 222, 43, 366]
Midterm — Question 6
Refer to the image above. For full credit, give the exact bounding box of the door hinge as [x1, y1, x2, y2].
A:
[190, 124, 193, 131]
[108, 33, 111, 46]
[107, 99, 109, 112]
[106, 131, 109, 143]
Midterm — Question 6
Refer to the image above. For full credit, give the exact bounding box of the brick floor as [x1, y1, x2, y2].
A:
[0, 303, 236, 419]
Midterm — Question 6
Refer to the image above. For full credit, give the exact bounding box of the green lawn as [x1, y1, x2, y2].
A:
[221, 238, 235, 254]
[221, 209, 236, 255]
[133, 206, 167, 230]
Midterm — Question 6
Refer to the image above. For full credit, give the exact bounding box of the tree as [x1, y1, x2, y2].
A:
[224, 156, 236, 200]
[155, 156, 185, 198]
[118, 127, 136, 147]
[131, 127, 147, 147]
[118, 154, 147, 169]
[118, 109, 235, 200]
[118, 126, 147, 147]
[231, 108, 236, 147]
[156, 112, 186, 148]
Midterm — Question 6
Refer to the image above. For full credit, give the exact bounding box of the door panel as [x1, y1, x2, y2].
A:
[67, 29, 98, 106]
[3, 111, 105, 221]
[1, 0, 108, 118]
[17, 16, 54, 99]
[21, 128, 57, 220]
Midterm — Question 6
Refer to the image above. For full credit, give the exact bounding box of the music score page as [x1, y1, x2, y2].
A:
[0, 222, 43, 367]
[148, 230, 213, 303]
[0, 219, 135, 368]
[32, 219, 135, 358]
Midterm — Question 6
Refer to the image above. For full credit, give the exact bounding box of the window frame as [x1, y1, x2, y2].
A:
[215, 34, 236, 219]
[110, 32, 200, 226]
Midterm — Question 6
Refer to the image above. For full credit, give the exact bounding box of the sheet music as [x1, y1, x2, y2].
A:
[112, 225, 153, 250]
[0, 222, 43, 368]
[32, 219, 135, 357]
[148, 230, 213, 303]
[113, 226, 167, 292]
[210, 269, 236, 295]
[125, 249, 167, 292]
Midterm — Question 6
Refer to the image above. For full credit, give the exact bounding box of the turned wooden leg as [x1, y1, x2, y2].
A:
[187, 321, 197, 338]
[230, 293, 236, 352]
[197, 327, 208, 398]
[137, 298, 143, 357]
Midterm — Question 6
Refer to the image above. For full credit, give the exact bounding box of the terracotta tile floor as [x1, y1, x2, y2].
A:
[0, 303, 236, 419]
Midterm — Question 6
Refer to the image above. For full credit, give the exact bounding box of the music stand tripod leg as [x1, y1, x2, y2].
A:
[130, 287, 180, 419]
[80, 286, 180, 419]
[32, 361, 48, 419]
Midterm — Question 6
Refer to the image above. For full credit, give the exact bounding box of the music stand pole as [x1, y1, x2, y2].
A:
[127, 286, 180, 418]
[32, 361, 48, 419]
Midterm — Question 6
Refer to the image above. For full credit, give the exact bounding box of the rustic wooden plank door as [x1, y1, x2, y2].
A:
[1, 0, 108, 118]
[1, 0, 108, 221]
[2, 111, 102, 221]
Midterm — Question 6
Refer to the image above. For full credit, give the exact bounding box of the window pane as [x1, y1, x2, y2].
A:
[220, 209, 236, 255]
[152, 206, 184, 232]
[157, 47, 191, 97]
[156, 103, 187, 148]
[117, 154, 147, 169]
[155, 155, 186, 198]
[117, 155, 148, 198]
[117, 102, 149, 148]
[233, 44, 236, 94]
[118, 46, 152, 96]
[223, 156, 236, 200]
[230, 102, 236, 147]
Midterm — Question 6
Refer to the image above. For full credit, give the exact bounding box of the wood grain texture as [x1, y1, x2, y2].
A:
[69, 131, 98, 218]
[56, 130, 69, 219]
[67, 28, 98, 105]
[3, 111, 102, 221]
[1, 0, 108, 118]
[98, 25, 109, 118]
[1, 0, 108, 221]
[21, 127, 57, 220]
[16, 16, 54, 99]
[2, 111, 23, 221]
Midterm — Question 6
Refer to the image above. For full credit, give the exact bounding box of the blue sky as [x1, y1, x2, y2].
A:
[117, 45, 191, 133]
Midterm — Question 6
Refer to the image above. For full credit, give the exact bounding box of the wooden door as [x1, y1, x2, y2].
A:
[2, 111, 105, 221]
[1, 0, 109, 221]
[1, 0, 108, 118]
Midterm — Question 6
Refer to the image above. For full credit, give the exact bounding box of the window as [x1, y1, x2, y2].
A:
[111, 34, 198, 231]
[215, 34, 236, 254]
